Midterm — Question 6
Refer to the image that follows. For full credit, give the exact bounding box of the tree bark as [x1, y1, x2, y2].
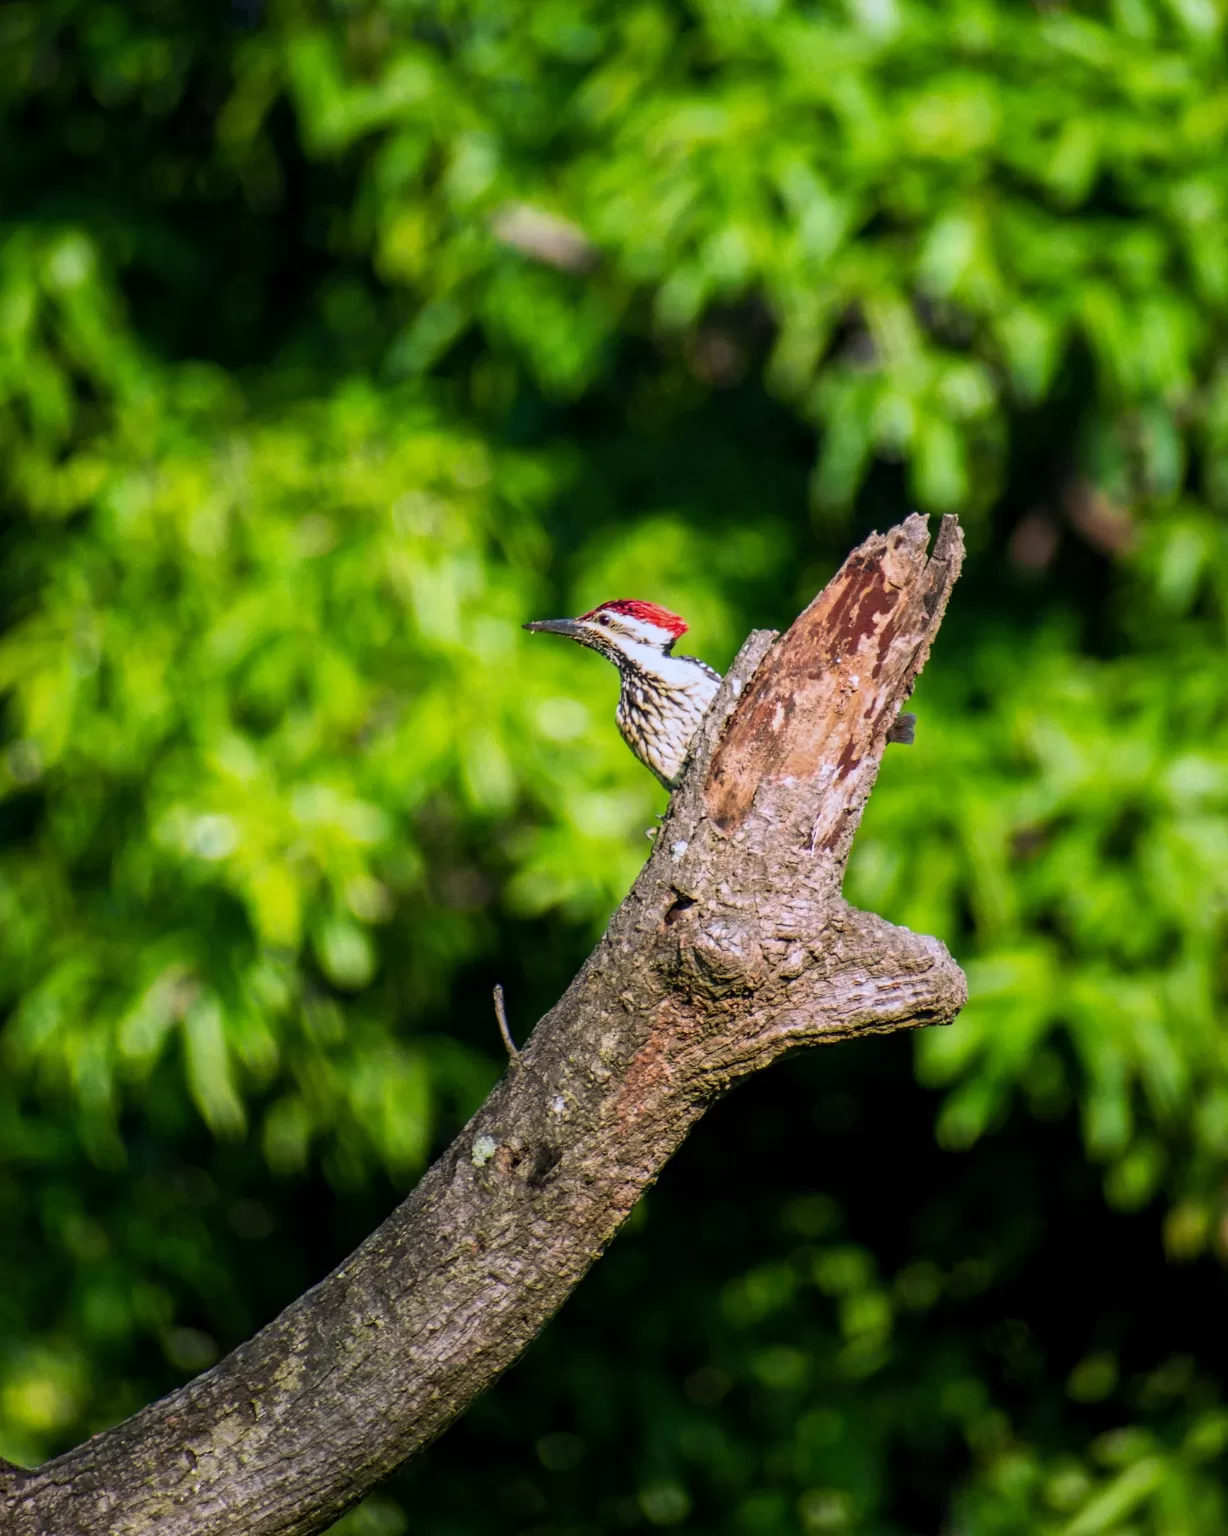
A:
[4, 513, 967, 1536]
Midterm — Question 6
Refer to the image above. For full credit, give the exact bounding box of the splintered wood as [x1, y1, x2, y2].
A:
[704, 514, 964, 842]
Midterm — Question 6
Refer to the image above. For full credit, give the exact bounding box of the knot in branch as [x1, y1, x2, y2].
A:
[667, 905, 765, 1001]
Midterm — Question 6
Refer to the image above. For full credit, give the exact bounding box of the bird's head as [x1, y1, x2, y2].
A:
[523, 599, 689, 667]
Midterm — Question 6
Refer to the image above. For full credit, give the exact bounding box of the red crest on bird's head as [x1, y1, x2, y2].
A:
[580, 599, 689, 638]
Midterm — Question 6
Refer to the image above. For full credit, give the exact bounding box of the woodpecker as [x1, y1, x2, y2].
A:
[524, 599, 720, 789]
[524, 598, 916, 791]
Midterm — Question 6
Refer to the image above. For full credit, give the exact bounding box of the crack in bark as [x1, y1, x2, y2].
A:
[4, 514, 967, 1536]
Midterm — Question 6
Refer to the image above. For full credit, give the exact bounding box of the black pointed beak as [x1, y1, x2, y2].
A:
[523, 617, 584, 638]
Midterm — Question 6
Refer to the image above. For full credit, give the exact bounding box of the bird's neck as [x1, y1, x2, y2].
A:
[614, 643, 710, 690]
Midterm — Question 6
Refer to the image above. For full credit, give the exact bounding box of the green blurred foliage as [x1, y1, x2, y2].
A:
[1, 0, 1227, 1530]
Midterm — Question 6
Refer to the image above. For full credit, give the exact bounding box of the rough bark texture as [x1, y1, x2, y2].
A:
[4, 513, 967, 1536]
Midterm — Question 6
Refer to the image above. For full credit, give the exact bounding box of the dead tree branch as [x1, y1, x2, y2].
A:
[4, 513, 966, 1536]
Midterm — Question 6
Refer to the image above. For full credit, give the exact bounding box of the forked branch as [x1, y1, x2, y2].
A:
[5, 514, 967, 1536]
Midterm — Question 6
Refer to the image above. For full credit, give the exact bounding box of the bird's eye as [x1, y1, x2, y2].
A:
[597, 615, 611, 626]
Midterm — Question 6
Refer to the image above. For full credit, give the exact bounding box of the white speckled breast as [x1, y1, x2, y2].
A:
[615, 656, 721, 789]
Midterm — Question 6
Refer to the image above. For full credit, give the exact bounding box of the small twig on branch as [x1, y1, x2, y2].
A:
[492, 982, 520, 1066]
